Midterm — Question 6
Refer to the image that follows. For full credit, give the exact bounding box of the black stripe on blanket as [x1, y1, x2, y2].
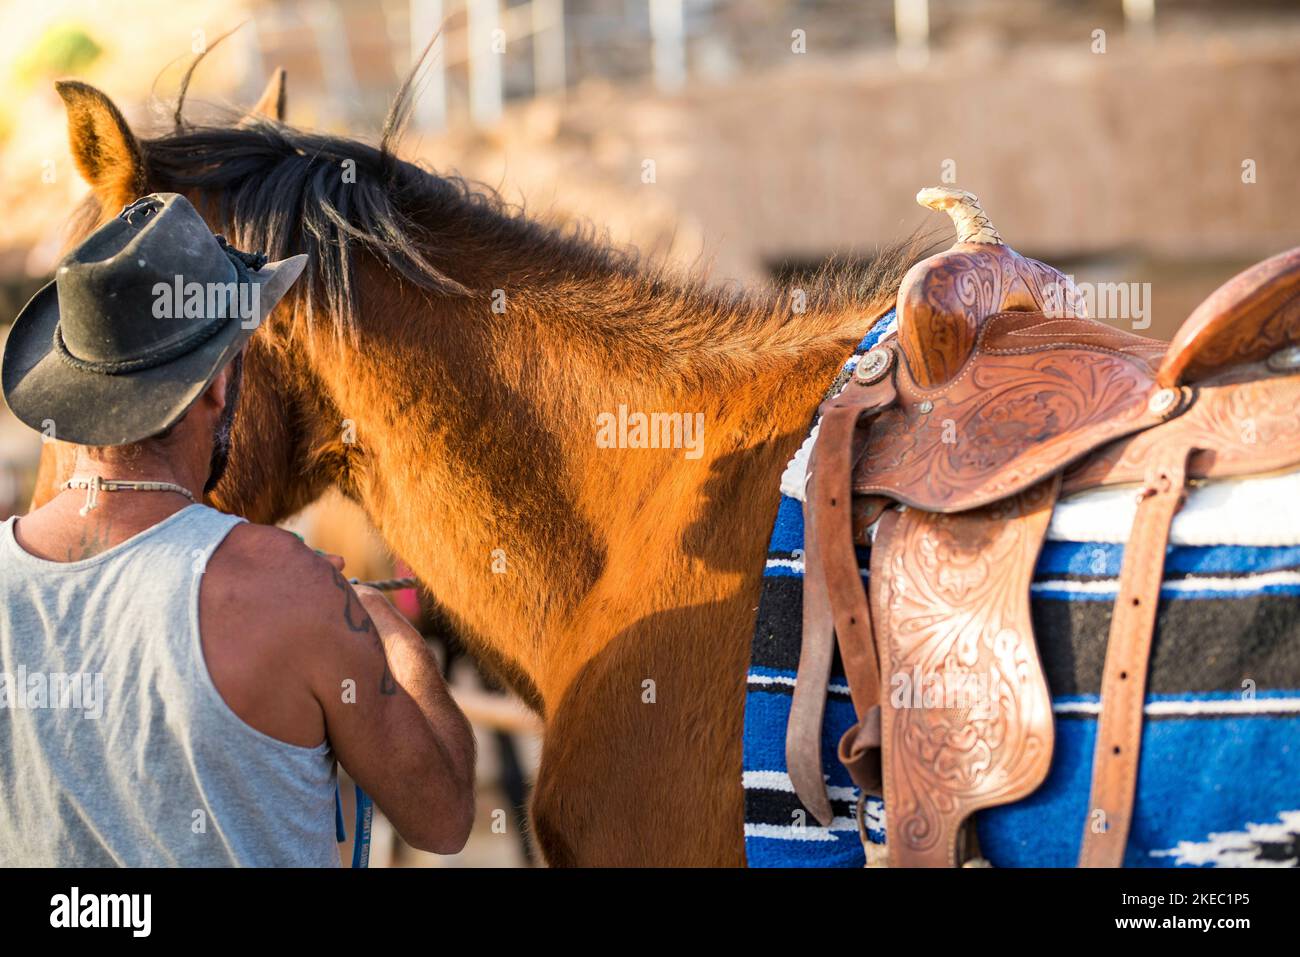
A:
[746, 789, 857, 828]
[753, 579, 1300, 696]
[1034, 593, 1300, 697]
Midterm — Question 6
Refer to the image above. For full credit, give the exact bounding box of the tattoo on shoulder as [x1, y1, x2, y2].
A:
[330, 568, 374, 635]
[330, 568, 397, 695]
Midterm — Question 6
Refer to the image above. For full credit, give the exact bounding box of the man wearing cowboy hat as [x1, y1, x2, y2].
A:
[0, 194, 475, 866]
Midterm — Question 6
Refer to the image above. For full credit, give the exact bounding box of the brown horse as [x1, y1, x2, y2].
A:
[31, 73, 919, 865]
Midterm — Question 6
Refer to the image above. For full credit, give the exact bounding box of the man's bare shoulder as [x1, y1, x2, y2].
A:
[198, 522, 358, 746]
[202, 522, 388, 714]
[204, 522, 358, 635]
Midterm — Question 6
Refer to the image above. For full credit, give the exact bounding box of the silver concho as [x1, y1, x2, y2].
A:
[1147, 387, 1180, 417]
[854, 347, 893, 384]
[1266, 345, 1300, 373]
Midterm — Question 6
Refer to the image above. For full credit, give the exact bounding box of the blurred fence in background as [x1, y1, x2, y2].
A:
[228, 0, 1236, 131]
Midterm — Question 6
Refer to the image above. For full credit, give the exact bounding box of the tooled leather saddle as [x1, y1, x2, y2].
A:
[787, 187, 1300, 867]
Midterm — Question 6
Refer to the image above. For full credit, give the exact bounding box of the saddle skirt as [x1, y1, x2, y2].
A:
[783, 187, 1300, 867]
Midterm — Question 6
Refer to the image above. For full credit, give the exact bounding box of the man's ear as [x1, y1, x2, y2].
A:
[204, 365, 232, 411]
[246, 67, 288, 122]
[55, 80, 147, 212]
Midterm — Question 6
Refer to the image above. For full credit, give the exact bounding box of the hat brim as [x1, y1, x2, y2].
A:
[2, 254, 307, 446]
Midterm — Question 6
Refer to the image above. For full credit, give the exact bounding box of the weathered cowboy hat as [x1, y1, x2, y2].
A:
[2, 193, 306, 446]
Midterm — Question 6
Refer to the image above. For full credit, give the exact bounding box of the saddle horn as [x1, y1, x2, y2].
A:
[897, 187, 1086, 388]
[916, 187, 1004, 245]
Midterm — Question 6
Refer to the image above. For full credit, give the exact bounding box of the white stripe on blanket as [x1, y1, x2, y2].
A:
[748, 769, 889, 837]
[744, 822, 853, 841]
[1033, 569, 1300, 597]
[747, 673, 852, 696]
[764, 557, 869, 577]
[1150, 811, 1300, 867]
[742, 771, 883, 838]
[1053, 696, 1300, 717]
[742, 770, 859, 801]
[765, 557, 804, 573]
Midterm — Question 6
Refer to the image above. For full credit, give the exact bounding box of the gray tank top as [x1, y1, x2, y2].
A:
[0, 504, 339, 867]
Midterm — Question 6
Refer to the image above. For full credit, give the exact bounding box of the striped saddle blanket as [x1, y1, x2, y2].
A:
[742, 310, 1300, 867]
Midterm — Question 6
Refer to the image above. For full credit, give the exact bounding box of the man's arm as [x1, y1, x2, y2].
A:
[302, 565, 476, 854]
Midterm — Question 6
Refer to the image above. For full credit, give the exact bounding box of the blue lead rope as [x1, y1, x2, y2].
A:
[352, 784, 374, 868]
[335, 780, 374, 868]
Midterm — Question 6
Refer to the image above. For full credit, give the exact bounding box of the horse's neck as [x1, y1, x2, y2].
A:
[302, 287, 870, 706]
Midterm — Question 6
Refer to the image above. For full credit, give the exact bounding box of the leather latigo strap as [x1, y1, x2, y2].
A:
[1078, 446, 1190, 867]
[872, 478, 1060, 867]
[787, 374, 897, 825]
[786, 480, 839, 827]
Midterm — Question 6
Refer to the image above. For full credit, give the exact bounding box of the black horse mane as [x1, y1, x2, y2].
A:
[142, 122, 641, 343]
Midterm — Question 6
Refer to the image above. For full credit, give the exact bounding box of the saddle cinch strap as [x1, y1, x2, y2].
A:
[786, 187, 1300, 867]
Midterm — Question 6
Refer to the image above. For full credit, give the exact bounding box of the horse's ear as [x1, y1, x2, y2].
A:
[55, 80, 147, 211]
[248, 67, 288, 122]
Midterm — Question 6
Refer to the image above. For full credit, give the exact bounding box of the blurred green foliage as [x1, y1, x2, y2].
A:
[16, 23, 103, 83]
